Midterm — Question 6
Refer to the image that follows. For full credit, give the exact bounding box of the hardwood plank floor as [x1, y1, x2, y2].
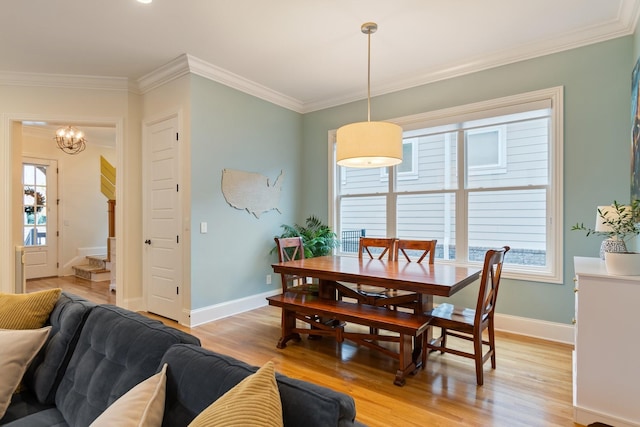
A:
[27, 276, 579, 427]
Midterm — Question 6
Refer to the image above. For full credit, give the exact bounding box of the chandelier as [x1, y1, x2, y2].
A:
[336, 22, 403, 168]
[54, 126, 86, 154]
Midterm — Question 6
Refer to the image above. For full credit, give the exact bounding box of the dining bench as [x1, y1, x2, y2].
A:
[267, 292, 431, 385]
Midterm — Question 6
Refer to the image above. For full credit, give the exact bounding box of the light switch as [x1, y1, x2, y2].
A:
[200, 222, 207, 233]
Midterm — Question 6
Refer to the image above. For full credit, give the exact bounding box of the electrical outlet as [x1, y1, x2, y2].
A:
[266, 274, 272, 285]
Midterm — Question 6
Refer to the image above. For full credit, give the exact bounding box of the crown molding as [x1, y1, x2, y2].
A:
[0, 71, 128, 91]
[136, 54, 304, 112]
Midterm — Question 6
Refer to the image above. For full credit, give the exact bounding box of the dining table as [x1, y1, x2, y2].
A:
[270, 255, 482, 383]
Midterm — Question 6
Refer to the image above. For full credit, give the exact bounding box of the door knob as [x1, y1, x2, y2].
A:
[144, 239, 151, 245]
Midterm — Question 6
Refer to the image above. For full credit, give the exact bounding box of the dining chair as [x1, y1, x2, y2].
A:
[274, 237, 317, 295]
[422, 246, 510, 385]
[337, 237, 396, 304]
[389, 239, 438, 311]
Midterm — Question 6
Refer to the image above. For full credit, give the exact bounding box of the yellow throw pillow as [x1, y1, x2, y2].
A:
[0, 288, 61, 329]
[89, 363, 168, 427]
[0, 326, 52, 418]
[188, 361, 283, 427]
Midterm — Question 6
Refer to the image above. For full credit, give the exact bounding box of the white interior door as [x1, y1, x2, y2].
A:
[144, 116, 182, 321]
[22, 158, 58, 279]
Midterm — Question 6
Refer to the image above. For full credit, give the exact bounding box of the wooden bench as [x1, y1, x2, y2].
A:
[267, 292, 431, 386]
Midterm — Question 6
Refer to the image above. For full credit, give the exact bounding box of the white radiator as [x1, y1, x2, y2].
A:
[15, 245, 25, 293]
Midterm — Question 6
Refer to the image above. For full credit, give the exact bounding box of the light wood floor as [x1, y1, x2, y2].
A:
[27, 276, 580, 427]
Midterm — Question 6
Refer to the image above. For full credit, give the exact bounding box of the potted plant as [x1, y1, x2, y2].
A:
[273, 215, 339, 258]
[572, 200, 640, 274]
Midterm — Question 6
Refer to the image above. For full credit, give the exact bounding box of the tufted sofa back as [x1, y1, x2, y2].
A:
[54, 305, 200, 426]
[23, 292, 96, 405]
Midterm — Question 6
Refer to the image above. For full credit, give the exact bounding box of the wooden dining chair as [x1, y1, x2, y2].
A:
[274, 237, 317, 295]
[389, 239, 438, 310]
[337, 238, 396, 304]
[422, 246, 509, 385]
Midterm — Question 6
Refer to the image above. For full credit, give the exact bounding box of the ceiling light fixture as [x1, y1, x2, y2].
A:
[137, 0, 152, 4]
[336, 22, 403, 168]
[54, 126, 87, 155]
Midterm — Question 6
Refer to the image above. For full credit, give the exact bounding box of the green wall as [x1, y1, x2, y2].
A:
[302, 37, 633, 324]
[189, 75, 303, 308]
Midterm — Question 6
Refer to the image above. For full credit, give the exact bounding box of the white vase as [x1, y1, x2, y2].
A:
[604, 251, 640, 276]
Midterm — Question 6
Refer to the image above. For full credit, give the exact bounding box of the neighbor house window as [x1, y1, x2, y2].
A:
[329, 87, 563, 283]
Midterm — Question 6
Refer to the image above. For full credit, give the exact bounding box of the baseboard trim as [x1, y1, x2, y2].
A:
[186, 292, 575, 345]
[188, 289, 282, 328]
[574, 405, 639, 427]
[494, 313, 574, 345]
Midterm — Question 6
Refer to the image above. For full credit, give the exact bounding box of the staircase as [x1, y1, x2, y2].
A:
[73, 255, 111, 282]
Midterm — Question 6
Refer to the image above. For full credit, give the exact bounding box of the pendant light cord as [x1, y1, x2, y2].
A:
[367, 29, 371, 122]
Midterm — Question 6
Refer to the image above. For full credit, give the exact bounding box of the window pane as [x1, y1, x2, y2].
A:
[468, 189, 546, 266]
[468, 130, 499, 168]
[467, 118, 549, 189]
[339, 196, 387, 253]
[339, 166, 387, 195]
[23, 165, 35, 186]
[397, 193, 456, 260]
[397, 132, 457, 192]
[35, 166, 47, 186]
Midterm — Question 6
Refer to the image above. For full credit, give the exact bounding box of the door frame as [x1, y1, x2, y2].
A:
[142, 109, 187, 324]
[1, 114, 124, 306]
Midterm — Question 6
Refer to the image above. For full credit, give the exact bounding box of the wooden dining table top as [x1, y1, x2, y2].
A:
[272, 255, 482, 297]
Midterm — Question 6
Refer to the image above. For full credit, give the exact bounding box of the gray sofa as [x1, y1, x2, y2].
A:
[1, 292, 359, 427]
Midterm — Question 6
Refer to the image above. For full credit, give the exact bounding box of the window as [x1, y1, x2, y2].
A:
[329, 87, 563, 283]
[381, 141, 418, 181]
[23, 163, 49, 246]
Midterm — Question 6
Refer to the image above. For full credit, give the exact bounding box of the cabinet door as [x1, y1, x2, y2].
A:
[574, 273, 640, 426]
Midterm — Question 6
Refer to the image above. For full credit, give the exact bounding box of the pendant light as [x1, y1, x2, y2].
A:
[336, 22, 403, 168]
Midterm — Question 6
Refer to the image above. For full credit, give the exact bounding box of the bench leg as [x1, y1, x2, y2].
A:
[394, 334, 416, 386]
[276, 309, 301, 349]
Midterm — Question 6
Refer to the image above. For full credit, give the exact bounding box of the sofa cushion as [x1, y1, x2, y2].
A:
[54, 305, 200, 427]
[89, 363, 167, 427]
[23, 292, 96, 404]
[0, 327, 51, 418]
[188, 361, 283, 427]
[0, 407, 68, 427]
[160, 344, 357, 427]
[0, 289, 61, 329]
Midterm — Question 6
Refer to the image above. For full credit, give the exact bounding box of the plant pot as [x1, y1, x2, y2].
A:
[599, 238, 627, 259]
[604, 251, 640, 276]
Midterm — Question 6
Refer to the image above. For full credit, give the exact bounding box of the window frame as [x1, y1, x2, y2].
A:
[328, 86, 564, 284]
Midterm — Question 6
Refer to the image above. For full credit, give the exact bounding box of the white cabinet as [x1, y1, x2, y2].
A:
[573, 257, 640, 427]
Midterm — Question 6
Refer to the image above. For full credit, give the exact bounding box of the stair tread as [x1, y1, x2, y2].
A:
[73, 264, 110, 273]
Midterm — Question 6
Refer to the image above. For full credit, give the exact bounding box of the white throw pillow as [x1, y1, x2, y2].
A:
[0, 326, 51, 418]
[89, 363, 168, 427]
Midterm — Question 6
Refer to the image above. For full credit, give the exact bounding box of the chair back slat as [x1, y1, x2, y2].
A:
[396, 239, 437, 264]
[358, 237, 396, 261]
[275, 237, 305, 262]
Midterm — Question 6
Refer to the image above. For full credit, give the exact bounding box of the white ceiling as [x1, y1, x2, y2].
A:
[1, 0, 639, 113]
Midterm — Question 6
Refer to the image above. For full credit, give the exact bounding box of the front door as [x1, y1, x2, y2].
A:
[22, 158, 58, 279]
[143, 115, 182, 321]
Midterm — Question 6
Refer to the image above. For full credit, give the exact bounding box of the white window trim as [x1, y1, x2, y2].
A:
[328, 86, 563, 284]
